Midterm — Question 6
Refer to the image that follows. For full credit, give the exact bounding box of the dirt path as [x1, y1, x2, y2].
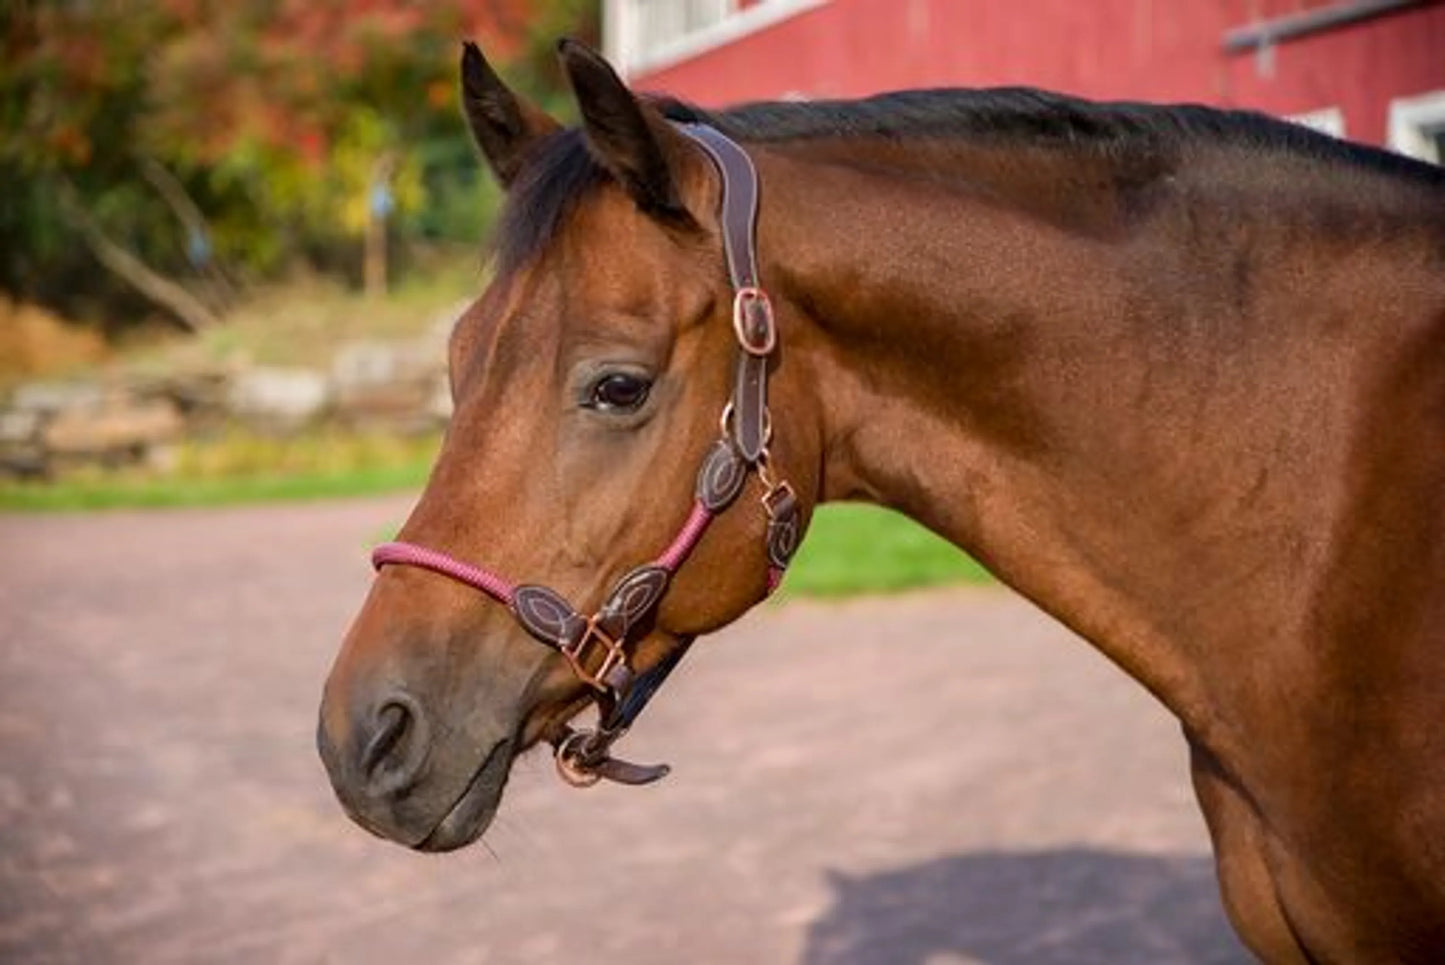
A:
[0, 496, 1248, 964]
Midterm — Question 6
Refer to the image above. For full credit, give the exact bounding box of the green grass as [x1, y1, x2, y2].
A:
[0, 463, 431, 511]
[0, 430, 438, 511]
[783, 503, 992, 597]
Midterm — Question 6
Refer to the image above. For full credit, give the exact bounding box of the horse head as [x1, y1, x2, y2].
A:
[317, 40, 818, 851]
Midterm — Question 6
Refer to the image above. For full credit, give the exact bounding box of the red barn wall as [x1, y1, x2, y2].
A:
[631, 0, 1445, 147]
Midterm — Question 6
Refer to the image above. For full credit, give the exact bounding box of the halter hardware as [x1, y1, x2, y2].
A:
[732, 286, 776, 355]
[563, 617, 629, 694]
[717, 402, 773, 449]
[371, 122, 798, 789]
[554, 729, 610, 788]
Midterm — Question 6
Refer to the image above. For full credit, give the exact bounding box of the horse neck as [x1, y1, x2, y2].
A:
[755, 135, 1444, 736]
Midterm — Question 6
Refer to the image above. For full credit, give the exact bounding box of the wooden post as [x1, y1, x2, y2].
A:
[365, 152, 398, 299]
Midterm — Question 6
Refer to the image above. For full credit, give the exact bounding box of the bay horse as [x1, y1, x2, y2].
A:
[318, 38, 1445, 962]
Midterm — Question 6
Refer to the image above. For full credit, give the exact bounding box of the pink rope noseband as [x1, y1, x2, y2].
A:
[373, 497, 723, 610]
[656, 500, 715, 571]
[372, 541, 516, 606]
[374, 495, 779, 611]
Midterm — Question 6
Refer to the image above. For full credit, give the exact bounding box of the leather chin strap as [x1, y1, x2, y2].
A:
[371, 122, 800, 788]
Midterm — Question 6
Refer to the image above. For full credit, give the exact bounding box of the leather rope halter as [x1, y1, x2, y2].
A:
[371, 123, 801, 788]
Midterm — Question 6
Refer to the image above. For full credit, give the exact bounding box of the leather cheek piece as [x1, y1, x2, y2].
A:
[696, 439, 748, 511]
[592, 566, 671, 693]
[513, 584, 587, 648]
[766, 490, 802, 569]
[732, 353, 770, 463]
[596, 565, 671, 639]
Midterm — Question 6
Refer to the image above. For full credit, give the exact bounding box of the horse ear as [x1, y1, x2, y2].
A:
[556, 38, 693, 222]
[460, 41, 560, 187]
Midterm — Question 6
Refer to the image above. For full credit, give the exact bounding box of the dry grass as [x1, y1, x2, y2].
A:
[123, 255, 484, 376]
[2, 253, 485, 388]
[0, 297, 109, 384]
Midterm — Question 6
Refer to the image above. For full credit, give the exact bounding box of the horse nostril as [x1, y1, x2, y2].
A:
[361, 703, 407, 774]
[360, 696, 430, 795]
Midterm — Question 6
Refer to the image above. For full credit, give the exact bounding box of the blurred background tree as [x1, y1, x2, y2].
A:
[1, 0, 597, 336]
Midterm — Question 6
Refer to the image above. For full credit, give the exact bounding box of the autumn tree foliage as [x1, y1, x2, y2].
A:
[1, 0, 595, 330]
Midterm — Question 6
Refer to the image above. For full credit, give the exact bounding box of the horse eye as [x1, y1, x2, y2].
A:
[586, 373, 652, 413]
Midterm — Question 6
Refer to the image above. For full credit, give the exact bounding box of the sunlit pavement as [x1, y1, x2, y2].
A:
[0, 496, 1248, 964]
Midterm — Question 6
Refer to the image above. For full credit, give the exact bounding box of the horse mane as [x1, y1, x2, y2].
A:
[495, 87, 1445, 273]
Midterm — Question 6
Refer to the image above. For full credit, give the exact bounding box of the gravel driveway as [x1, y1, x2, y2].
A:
[0, 496, 1249, 964]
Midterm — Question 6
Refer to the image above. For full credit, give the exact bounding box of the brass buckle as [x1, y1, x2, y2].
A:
[561, 617, 627, 693]
[762, 480, 796, 520]
[732, 287, 776, 356]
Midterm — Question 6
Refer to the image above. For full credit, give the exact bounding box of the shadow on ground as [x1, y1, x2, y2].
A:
[802, 847, 1251, 965]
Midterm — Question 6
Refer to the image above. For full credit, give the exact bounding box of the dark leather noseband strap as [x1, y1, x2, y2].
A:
[372, 122, 801, 788]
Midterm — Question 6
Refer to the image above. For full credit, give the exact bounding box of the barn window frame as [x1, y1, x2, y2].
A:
[605, 0, 829, 79]
[1287, 107, 1346, 139]
[1388, 90, 1445, 165]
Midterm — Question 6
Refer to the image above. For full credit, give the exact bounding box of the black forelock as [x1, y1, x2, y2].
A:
[492, 128, 608, 277]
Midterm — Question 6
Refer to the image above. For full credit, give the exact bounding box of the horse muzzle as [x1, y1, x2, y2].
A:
[316, 569, 556, 851]
[316, 676, 520, 851]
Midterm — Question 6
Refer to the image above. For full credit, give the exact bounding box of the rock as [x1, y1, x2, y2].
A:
[149, 368, 232, 416]
[426, 373, 453, 422]
[4, 327, 454, 479]
[331, 341, 403, 392]
[330, 338, 446, 432]
[331, 383, 438, 434]
[425, 299, 469, 350]
[10, 380, 104, 414]
[42, 395, 183, 456]
[0, 449, 47, 479]
[0, 401, 49, 478]
[331, 339, 442, 394]
[226, 367, 329, 428]
[0, 409, 40, 445]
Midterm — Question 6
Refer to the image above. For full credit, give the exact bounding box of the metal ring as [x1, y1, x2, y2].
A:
[719, 404, 772, 457]
[554, 731, 604, 788]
